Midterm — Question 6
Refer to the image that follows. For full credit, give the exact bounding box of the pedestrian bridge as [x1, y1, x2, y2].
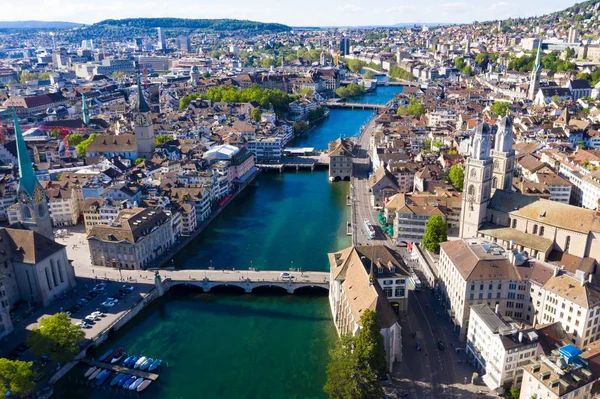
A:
[160, 269, 330, 294]
[325, 101, 387, 110]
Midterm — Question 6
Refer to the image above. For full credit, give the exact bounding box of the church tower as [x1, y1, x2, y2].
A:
[13, 111, 53, 239]
[82, 93, 90, 125]
[132, 72, 155, 158]
[459, 122, 494, 239]
[189, 65, 200, 85]
[491, 116, 515, 192]
[528, 39, 542, 101]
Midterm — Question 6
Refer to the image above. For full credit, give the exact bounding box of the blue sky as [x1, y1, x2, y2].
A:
[1, 0, 579, 26]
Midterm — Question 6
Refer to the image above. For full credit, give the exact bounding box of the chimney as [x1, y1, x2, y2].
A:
[495, 303, 500, 315]
[518, 331, 524, 343]
[553, 266, 560, 277]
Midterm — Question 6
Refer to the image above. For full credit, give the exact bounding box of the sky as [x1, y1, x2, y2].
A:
[0, 0, 580, 26]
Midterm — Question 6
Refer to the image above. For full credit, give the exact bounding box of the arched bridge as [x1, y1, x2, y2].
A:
[159, 269, 330, 294]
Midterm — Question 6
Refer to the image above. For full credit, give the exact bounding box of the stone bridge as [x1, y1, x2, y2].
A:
[158, 269, 330, 294]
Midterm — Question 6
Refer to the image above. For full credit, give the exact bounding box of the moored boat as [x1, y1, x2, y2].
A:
[134, 356, 147, 369]
[83, 366, 97, 378]
[96, 370, 112, 386]
[122, 376, 137, 389]
[98, 349, 113, 362]
[111, 352, 125, 364]
[125, 355, 139, 368]
[110, 373, 122, 386]
[117, 375, 133, 388]
[148, 359, 162, 371]
[104, 348, 123, 363]
[122, 355, 133, 366]
[136, 379, 152, 392]
[139, 358, 153, 371]
[88, 368, 102, 380]
[129, 377, 145, 391]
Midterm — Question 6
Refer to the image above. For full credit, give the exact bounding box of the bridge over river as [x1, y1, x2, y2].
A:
[158, 269, 330, 294]
[324, 101, 387, 110]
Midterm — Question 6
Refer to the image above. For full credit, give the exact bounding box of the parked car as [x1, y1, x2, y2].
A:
[101, 301, 116, 308]
[122, 285, 135, 292]
[436, 340, 445, 351]
[90, 311, 105, 318]
[77, 321, 90, 328]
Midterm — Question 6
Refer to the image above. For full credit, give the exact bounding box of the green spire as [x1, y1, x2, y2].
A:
[136, 68, 150, 113]
[82, 93, 90, 125]
[13, 110, 38, 196]
[533, 39, 542, 73]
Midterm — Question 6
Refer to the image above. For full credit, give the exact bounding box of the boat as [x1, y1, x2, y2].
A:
[129, 377, 145, 391]
[148, 359, 162, 371]
[137, 379, 152, 392]
[88, 368, 102, 381]
[117, 375, 133, 388]
[110, 373, 123, 386]
[134, 356, 147, 369]
[111, 352, 125, 364]
[84, 366, 97, 378]
[98, 349, 113, 362]
[139, 358, 153, 371]
[122, 355, 134, 367]
[104, 348, 123, 363]
[96, 370, 112, 386]
[122, 376, 137, 389]
[125, 355, 139, 368]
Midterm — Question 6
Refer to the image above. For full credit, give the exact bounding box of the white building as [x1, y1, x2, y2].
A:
[467, 304, 541, 391]
[247, 137, 282, 161]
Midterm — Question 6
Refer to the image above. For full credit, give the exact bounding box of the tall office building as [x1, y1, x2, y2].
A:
[339, 35, 350, 56]
[134, 37, 143, 51]
[177, 35, 191, 53]
[157, 28, 166, 51]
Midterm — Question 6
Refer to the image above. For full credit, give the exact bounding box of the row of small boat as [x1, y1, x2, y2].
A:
[83, 366, 152, 392]
[123, 355, 162, 372]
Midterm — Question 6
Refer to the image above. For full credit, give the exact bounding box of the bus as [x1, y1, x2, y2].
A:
[364, 219, 376, 240]
[408, 270, 422, 291]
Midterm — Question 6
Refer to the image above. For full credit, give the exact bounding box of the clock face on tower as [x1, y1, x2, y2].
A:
[18, 190, 29, 203]
[135, 114, 146, 126]
[33, 187, 45, 203]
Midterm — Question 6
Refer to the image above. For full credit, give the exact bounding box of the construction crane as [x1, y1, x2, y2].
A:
[101, 39, 106, 59]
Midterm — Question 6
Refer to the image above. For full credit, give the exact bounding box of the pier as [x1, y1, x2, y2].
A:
[81, 359, 160, 381]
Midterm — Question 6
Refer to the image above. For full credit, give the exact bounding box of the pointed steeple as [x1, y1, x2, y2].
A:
[13, 110, 38, 196]
[136, 66, 150, 113]
[82, 93, 90, 125]
[533, 39, 542, 73]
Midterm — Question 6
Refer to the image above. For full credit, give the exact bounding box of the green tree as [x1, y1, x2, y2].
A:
[294, 121, 309, 134]
[505, 388, 520, 399]
[251, 107, 262, 122]
[454, 57, 466, 70]
[551, 95, 561, 104]
[37, 72, 51, 80]
[75, 133, 99, 157]
[363, 70, 375, 79]
[323, 334, 383, 399]
[397, 98, 425, 118]
[299, 87, 314, 97]
[0, 358, 36, 397]
[66, 133, 84, 146]
[134, 157, 146, 165]
[422, 215, 447, 253]
[344, 59, 367, 73]
[19, 72, 37, 83]
[389, 65, 415, 81]
[154, 134, 173, 146]
[490, 101, 510, 117]
[355, 309, 387, 378]
[111, 71, 127, 79]
[448, 164, 465, 191]
[27, 313, 85, 363]
[50, 129, 62, 138]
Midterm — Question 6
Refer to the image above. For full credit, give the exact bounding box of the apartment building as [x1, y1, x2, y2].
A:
[467, 304, 541, 391]
[247, 137, 282, 161]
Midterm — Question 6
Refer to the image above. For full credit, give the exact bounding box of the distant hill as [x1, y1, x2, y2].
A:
[95, 18, 291, 33]
[0, 20, 83, 29]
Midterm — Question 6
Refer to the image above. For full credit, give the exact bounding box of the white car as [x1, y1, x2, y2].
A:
[90, 311, 105, 318]
[85, 315, 99, 322]
[101, 301, 116, 307]
[77, 321, 90, 328]
[280, 272, 294, 279]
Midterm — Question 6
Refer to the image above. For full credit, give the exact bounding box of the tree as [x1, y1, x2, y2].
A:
[111, 71, 127, 79]
[355, 310, 387, 378]
[323, 334, 383, 399]
[37, 72, 51, 80]
[19, 72, 37, 83]
[490, 101, 510, 117]
[27, 313, 85, 363]
[363, 70, 375, 80]
[251, 107, 262, 122]
[75, 133, 99, 157]
[422, 215, 447, 253]
[154, 134, 173, 146]
[299, 87, 314, 97]
[134, 157, 146, 165]
[294, 121, 309, 134]
[50, 129, 62, 138]
[397, 98, 425, 118]
[551, 95, 561, 104]
[66, 133, 84, 146]
[505, 388, 520, 399]
[389, 65, 415, 81]
[0, 358, 36, 397]
[454, 57, 466, 70]
[448, 164, 465, 191]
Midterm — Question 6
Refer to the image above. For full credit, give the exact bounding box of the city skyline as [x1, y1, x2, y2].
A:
[0, 0, 581, 27]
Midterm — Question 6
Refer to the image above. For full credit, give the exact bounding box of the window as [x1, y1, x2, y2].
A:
[479, 293, 483, 300]
[539, 226, 544, 236]
[395, 288, 405, 297]
[24, 206, 31, 219]
[384, 288, 392, 297]
[532, 225, 538, 235]
[470, 293, 474, 300]
[511, 219, 517, 228]
[38, 204, 45, 217]
[565, 236, 571, 252]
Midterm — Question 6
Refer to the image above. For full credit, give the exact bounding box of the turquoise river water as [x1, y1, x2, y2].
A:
[53, 86, 402, 399]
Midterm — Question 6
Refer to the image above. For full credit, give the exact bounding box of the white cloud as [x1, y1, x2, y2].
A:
[440, 1, 469, 11]
[337, 3, 362, 12]
[386, 5, 416, 13]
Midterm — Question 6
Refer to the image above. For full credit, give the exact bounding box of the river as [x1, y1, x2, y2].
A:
[52, 85, 403, 399]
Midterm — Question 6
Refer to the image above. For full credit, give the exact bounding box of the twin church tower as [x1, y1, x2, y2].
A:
[459, 116, 515, 239]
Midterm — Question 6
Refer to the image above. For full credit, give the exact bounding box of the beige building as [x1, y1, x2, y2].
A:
[438, 238, 532, 340]
[519, 353, 595, 399]
[46, 185, 79, 227]
[87, 208, 174, 269]
[328, 137, 354, 182]
[328, 245, 407, 371]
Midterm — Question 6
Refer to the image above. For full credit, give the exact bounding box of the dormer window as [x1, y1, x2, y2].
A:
[378, 266, 383, 274]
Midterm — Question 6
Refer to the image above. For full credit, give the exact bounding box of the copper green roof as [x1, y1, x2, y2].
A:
[136, 73, 150, 113]
[13, 110, 38, 196]
[82, 93, 90, 125]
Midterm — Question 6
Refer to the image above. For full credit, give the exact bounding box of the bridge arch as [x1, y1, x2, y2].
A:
[251, 285, 289, 294]
[293, 285, 329, 295]
[209, 283, 247, 294]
